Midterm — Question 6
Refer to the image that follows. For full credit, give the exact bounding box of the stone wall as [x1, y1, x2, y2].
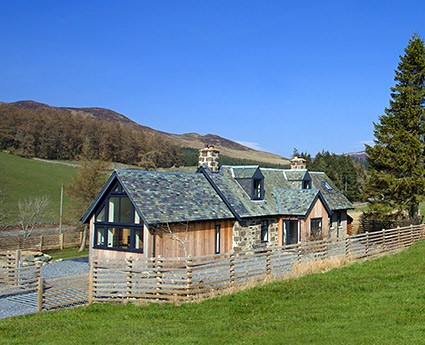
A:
[232, 218, 279, 253]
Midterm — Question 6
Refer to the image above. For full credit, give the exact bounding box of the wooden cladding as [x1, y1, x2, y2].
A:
[153, 220, 233, 258]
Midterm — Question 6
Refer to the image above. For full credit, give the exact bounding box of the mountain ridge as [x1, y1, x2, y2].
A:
[3, 100, 289, 166]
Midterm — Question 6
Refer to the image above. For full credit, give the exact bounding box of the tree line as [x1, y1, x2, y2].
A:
[0, 104, 181, 168]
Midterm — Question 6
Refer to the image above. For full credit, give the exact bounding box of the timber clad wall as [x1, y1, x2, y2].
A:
[302, 198, 330, 240]
[154, 220, 233, 257]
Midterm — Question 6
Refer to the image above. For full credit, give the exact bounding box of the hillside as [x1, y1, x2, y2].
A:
[0, 151, 79, 226]
[0, 100, 289, 166]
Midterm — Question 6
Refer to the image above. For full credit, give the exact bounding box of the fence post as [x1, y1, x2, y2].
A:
[156, 256, 162, 299]
[6, 251, 17, 285]
[126, 256, 133, 298]
[59, 233, 64, 250]
[229, 251, 235, 288]
[37, 277, 44, 312]
[297, 244, 302, 264]
[88, 258, 95, 304]
[15, 249, 21, 268]
[382, 229, 386, 253]
[266, 248, 271, 276]
[186, 256, 193, 301]
[397, 226, 401, 249]
[39, 235, 44, 252]
[345, 236, 350, 258]
[365, 232, 369, 258]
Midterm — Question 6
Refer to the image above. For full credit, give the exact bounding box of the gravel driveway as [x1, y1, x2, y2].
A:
[0, 258, 89, 319]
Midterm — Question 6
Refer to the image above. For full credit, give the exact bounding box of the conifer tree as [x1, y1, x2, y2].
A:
[365, 33, 425, 219]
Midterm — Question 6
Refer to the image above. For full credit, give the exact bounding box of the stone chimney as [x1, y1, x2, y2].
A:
[290, 156, 306, 169]
[198, 145, 220, 172]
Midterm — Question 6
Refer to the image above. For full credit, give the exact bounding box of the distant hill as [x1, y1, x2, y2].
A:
[1, 100, 289, 167]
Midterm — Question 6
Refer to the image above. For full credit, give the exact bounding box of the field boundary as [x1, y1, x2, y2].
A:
[91, 224, 425, 303]
[1, 224, 424, 317]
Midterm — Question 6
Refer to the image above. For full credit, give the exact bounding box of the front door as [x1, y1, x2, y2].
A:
[284, 220, 299, 245]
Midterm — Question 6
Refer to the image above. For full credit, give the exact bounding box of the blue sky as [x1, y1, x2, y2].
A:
[1, 1, 425, 158]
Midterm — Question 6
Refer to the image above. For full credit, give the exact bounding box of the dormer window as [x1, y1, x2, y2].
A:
[253, 178, 263, 200]
[302, 180, 311, 189]
[233, 166, 265, 201]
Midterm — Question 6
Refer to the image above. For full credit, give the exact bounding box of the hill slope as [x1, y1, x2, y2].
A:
[0, 152, 79, 225]
[1, 100, 289, 166]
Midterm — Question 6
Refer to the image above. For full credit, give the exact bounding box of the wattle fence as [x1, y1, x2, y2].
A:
[1, 224, 424, 316]
[90, 224, 425, 303]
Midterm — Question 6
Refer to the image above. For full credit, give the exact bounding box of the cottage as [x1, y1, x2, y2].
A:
[82, 146, 353, 261]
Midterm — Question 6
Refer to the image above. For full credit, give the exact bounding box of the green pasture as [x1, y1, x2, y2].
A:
[1, 242, 425, 344]
[0, 152, 78, 225]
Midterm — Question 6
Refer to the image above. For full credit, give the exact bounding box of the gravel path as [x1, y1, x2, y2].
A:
[0, 258, 89, 319]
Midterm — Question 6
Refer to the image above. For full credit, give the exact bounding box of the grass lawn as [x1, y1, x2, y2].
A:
[43, 246, 88, 261]
[1, 242, 425, 344]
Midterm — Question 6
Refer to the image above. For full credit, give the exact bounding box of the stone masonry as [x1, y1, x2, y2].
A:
[232, 218, 279, 253]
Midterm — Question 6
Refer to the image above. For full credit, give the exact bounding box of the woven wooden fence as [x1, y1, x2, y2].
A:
[1, 224, 424, 317]
[90, 224, 425, 303]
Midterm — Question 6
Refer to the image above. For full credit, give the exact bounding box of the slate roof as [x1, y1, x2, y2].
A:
[309, 172, 353, 210]
[273, 189, 322, 216]
[207, 167, 277, 218]
[83, 170, 234, 225]
[83, 165, 353, 226]
[232, 166, 260, 179]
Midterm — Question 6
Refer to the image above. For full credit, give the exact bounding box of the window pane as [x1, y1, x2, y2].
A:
[108, 197, 120, 222]
[261, 220, 268, 242]
[134, 229, 143, 250]
[215, 225, 221, 254]
[107, 227, 131, 249]
[134, 210, 141, 224]
[310, 218, 322, 240]
[120, 197, 133, 223]
[120, 228, 131, 248]
[95, 227, 105, 246]
[96, 206, 105, 223]
[107, 227, 115, 247]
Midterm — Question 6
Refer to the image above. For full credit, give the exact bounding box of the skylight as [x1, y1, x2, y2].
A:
[322, 181, 333, 190]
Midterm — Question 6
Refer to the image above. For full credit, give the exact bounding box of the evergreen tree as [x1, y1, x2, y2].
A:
[365, 33, 425, 219]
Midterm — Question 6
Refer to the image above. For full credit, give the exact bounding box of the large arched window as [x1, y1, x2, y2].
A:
[93, 182, 144, 252]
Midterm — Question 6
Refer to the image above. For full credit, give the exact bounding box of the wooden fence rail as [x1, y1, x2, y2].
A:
[1, 224, 424, 317]
[91, 224, 425, 304]
[0, 231, 83, 251]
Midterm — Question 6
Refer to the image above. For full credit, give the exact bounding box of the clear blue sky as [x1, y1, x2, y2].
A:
[1, 1, 425, 158]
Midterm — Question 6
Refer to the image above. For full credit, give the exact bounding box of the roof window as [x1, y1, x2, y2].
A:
[322, 181, 333, 190]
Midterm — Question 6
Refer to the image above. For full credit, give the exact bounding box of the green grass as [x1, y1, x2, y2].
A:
[43, 246, 88, 260]
[1, 242, 425, 344]
[0, 152, 78, 225]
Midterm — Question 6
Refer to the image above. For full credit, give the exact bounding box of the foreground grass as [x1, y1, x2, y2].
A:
[1, 243, 425, 344]
[44, 246, 88, 261]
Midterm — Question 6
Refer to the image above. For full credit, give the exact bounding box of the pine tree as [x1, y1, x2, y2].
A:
[365, 33, 425, 219]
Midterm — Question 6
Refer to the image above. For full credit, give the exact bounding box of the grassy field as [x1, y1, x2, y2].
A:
[43, 246, 88, 260]
[1, 242, 425, 344]
[0, 152, 78, 225]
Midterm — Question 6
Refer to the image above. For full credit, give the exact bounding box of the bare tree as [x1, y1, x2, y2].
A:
[67, 159, 106, 251]
[18, 195, 50, 238]
[160, 221, 190, 257]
